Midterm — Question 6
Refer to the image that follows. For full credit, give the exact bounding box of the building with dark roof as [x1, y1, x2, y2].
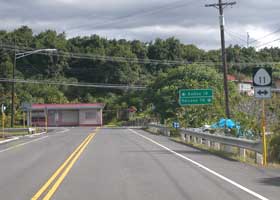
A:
[28, 103, 105, 127]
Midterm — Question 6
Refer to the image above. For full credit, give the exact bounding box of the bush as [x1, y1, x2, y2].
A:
[170, 128, 180, 137]
[269, 132, 280, 162]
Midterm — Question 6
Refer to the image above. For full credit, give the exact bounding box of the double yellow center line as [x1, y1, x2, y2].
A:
[32, 128, 99, 200]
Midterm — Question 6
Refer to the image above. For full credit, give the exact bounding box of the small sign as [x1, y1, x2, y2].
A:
[253, 68, 272, 87]
[173, 122, 180, 129]
[21, 102, 31, 111]
[254, 87, 271, 99]
[179, 89, 213, 106]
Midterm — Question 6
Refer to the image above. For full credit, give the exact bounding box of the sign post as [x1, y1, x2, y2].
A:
[1, 104, 6, 138]
[45, 107, 48, 133]
[253, 67, 272, 166]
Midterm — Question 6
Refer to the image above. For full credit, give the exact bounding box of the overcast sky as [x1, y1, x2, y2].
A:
[0, 0, 280, 50]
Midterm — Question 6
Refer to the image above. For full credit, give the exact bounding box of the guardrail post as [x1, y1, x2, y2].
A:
[198, 137, 203, 144]
[206, 140, 211, 148]
[222, 145, 232, 153]
[239, 148, 246, 161]
[255, 152, 263, 165]
[193, 136, 197, 144]
[214, 142, 221, 150]
[186, 135, 191, 143]
[181, 133, 186, 142]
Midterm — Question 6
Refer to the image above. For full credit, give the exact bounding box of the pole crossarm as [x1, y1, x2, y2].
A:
[205, 2, 236, 8]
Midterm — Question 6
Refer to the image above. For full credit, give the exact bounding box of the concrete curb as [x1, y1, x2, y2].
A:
[0, 137, 20, 145]
[0, 131, 46, 145]
[26, 131, 46, 138]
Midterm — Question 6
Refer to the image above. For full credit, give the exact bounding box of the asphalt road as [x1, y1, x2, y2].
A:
[0, 127, 279, 200]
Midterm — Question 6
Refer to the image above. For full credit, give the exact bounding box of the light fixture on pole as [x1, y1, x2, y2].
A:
[11, 48, 57, 127]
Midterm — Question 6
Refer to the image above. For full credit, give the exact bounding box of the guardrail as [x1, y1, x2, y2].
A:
[4, 128, 36, 134]
[146, 124, 263, 164]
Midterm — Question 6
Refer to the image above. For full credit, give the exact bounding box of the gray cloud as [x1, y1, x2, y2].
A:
[0, 0, 280, 49]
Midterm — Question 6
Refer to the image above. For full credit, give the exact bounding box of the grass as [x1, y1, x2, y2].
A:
[142, 128, 161, 135]
[0, 131, 29, 138]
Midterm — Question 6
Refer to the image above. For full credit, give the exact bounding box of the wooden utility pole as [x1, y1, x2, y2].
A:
[205, 0, 236, 119]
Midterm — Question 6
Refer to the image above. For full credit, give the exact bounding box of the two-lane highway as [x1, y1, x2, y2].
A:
[0, 127, 95, 200]
[0, 127, 279, 200]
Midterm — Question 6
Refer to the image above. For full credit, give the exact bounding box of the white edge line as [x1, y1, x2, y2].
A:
[0, 136, 49, 153]
[128, 129, 269, 200]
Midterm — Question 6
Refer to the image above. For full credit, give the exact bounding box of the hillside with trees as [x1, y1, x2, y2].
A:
[1, 26, 280, 161]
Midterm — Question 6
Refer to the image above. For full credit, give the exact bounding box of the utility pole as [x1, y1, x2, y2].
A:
[247, 32, 250, 48]
[11, 37, 16, 127]
[205, 0, 236, 119]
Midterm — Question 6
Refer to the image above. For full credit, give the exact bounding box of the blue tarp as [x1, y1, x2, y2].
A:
[211, 118, 239, 129]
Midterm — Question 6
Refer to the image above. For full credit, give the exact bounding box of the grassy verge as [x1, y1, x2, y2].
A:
[0, 131, 29, 138]
[142, 128, 161, 136]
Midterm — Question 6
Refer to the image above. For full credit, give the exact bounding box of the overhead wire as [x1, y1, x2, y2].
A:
[69, 0, 201, 34]
[255, 37, 280, 49]
[224, 28, 247, 44]
[0, 43, 216, 66]
[249, 27, 280, 45]
[0, 78, 146, 90]
[1, 42, 280, 67]
[224, 30, 246, 47]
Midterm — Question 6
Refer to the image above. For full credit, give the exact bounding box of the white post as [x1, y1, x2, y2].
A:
[256, 152, 263, 165]
[186, 135, 191, 143]
[207, 140, 211, 148]
[239, 148, 246, 161]
[223, 145, 232, 153]
[214, 142, 221, 150]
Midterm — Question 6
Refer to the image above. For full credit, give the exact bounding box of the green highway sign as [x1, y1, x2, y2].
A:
[179, 89, 213, 106]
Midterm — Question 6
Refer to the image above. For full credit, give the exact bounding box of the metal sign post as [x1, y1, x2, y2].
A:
[253, 67, 272, 166]
[261, 100, 267, 166]
[1, 104, 6, 138]
[45, 107, 48, 133]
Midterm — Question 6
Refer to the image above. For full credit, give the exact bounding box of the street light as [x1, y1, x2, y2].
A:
[11, 48, 57, 127]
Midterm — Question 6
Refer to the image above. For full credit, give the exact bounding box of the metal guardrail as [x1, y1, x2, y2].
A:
[146, 124, 262, 153]
[4, 128, 36, 134]
[182, 128, 262, 153]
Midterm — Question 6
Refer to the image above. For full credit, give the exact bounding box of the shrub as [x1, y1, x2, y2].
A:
[269, 132, 280, 162]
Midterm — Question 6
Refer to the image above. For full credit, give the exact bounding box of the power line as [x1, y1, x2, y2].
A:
[2, 42, 280, 66]
[224, 27, 247, 43]
[0, 43, 213, 65]
[69, 0, 201, 33]
[250, 27, 280, 45]
[255, 37, 280, 49]
[0, 78, 146, 90]
[224, 30, 246, 47]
